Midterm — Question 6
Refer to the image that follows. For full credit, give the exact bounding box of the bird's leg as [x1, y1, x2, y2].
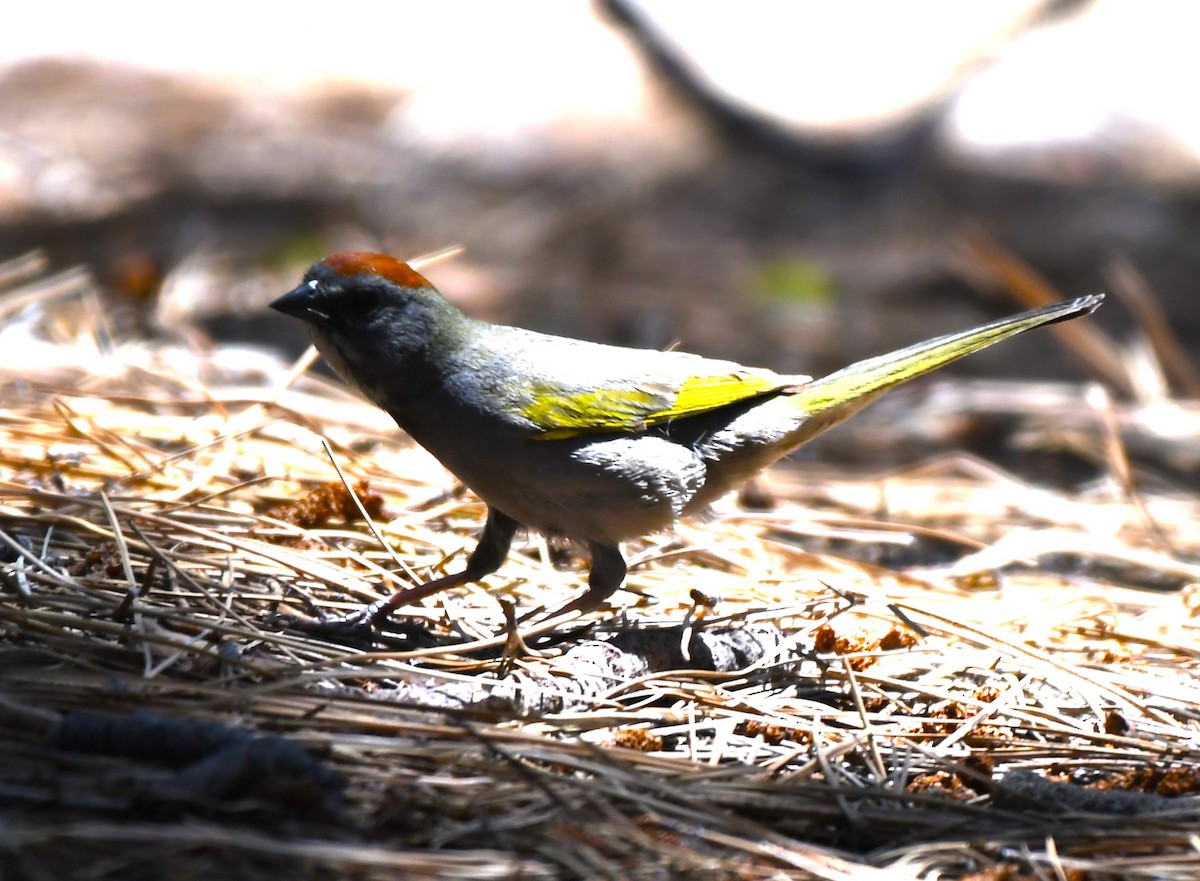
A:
[279, 507, 518, 641]
[362, 507, 518, 625]
[542, 543, 627, 619]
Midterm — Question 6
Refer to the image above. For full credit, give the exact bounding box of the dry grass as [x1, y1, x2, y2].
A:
[2, 256, 1199, 880]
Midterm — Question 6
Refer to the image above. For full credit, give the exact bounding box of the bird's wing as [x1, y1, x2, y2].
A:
[521, 371, 806, 440]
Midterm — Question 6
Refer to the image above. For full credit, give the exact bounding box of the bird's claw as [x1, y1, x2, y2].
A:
[269, 607, 383, 647]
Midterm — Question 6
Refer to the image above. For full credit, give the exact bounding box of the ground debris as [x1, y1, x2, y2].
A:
[3, 259, 1200, 879]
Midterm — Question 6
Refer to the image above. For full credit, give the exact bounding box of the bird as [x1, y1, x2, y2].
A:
[271, 252, 1103, 631]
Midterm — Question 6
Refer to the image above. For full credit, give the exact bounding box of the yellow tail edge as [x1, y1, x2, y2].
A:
[792, 293, 1105, 416]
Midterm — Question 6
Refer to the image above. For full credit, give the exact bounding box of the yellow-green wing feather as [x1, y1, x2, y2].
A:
[523, 372, 796, 440]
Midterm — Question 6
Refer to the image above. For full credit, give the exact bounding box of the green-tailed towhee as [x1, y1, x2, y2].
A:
[271, 252, 1103, 629]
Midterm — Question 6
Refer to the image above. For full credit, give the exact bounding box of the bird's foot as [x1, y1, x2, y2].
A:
[270, 596, 399, 648]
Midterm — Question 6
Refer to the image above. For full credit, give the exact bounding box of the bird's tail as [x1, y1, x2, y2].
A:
[786, 293, 1104, 435]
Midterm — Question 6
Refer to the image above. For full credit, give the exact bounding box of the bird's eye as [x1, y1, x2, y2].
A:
[341, 288, 386, 321]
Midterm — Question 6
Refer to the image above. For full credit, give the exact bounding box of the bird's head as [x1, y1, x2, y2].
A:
[271, 252, 469, 401]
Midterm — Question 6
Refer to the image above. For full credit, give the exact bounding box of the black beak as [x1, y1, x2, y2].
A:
[270, 284, 329, 323]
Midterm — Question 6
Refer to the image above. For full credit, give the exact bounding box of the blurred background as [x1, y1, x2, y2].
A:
[1, 0, 1196, 400]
